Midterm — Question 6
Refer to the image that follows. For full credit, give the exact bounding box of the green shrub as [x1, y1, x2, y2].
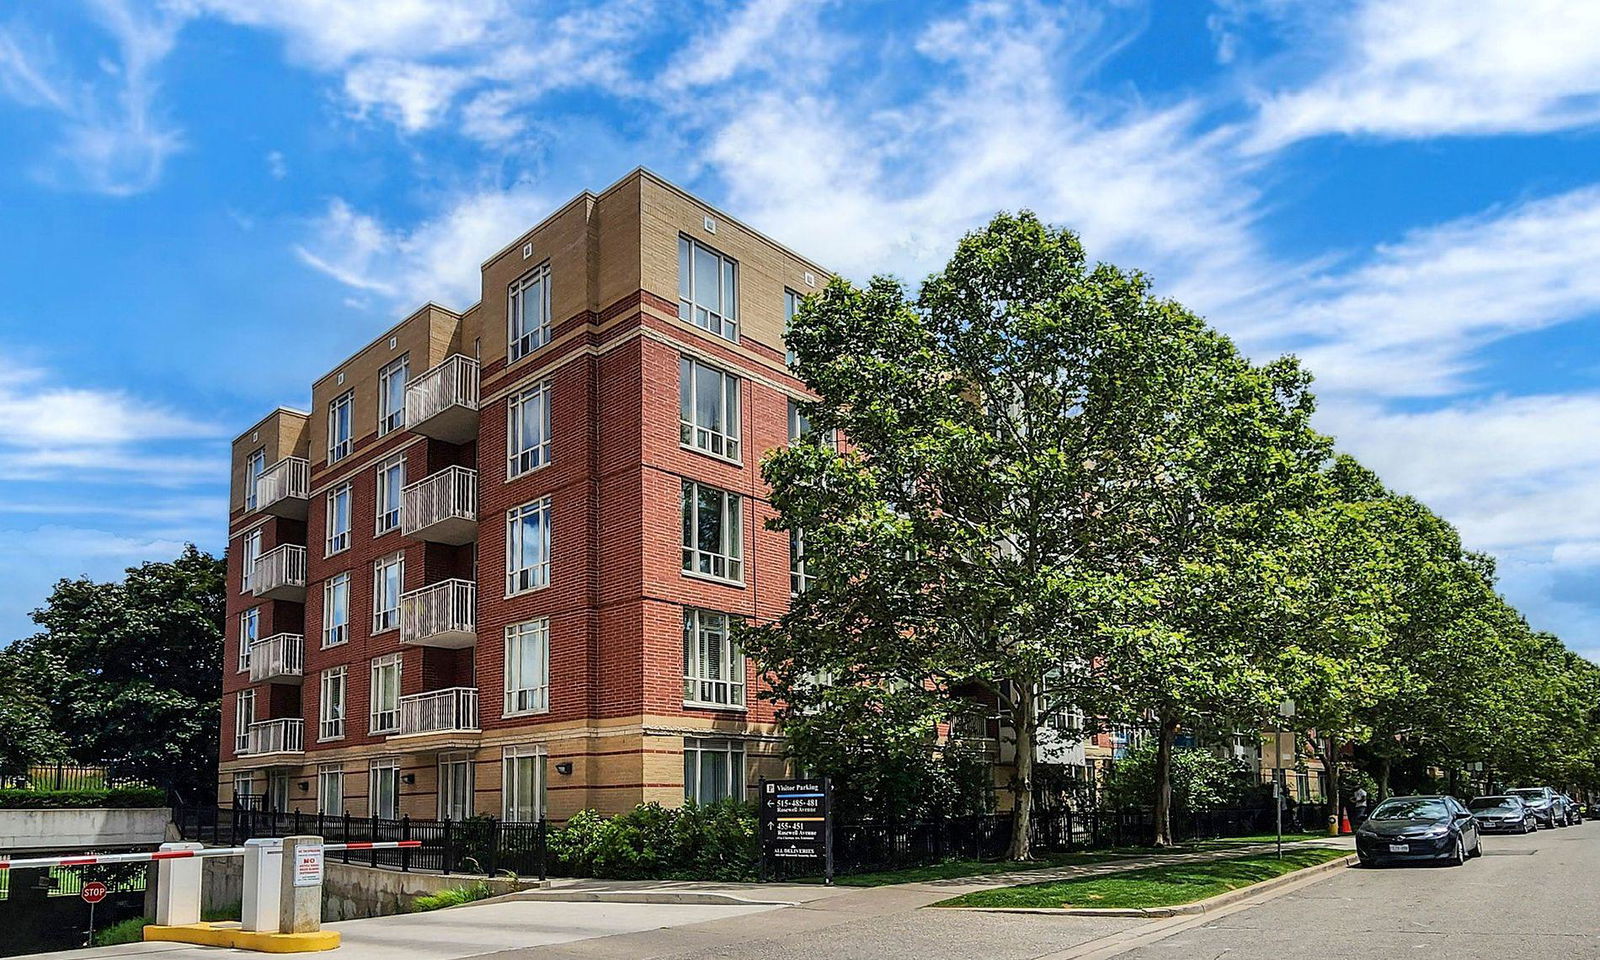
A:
[547, 800, 757, 880]
[0, 786, 167, 809]
[92, 917, 150, 946]
[409, 882, 495, 912]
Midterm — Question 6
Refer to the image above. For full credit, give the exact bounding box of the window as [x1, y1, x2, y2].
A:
[506, 498, 551, 595]
[266, 770, 290, 812]
[370, 654, 401, 734]
[238, 607, 259, 672]
[378, 354, 409, 435]
[233, 771, 255, 807]
[683, 608, 745, 708]
[681, 481, 743, 583]
[504, 619, 550, 715]
[679, 357, 741, 461]
[790, 530, 814, 595]
[241, 530, 261, 593]
[326, 483, 352, 555]
[784, 288, 801, 366]
[244, 448, 266, 510]
[678, 236, 738, 340]
[328, 390, 353, 463]
[439, 753, 473, 821]
[502, 745, 546, 822]
[369, 758, 400, 819]
[506, 382, 551, 477]
[317, 765, 344, 817]
[323, 572, 350, 647]
[375, 454, 404, 535]
[234, 689, 255, 754]
[788, 398, 835, 447]
[373, 553, 403, 633]
[508, 261, 551, 361]
[684, 737, 745, 803]
[319, 667, 346, 741]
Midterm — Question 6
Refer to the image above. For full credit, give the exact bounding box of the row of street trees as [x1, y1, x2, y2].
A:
[742, 212, 1600, 857]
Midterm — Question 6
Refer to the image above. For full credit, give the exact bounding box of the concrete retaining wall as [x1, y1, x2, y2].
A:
[0, 807, 171, 852]
[202, 857, 536, 921]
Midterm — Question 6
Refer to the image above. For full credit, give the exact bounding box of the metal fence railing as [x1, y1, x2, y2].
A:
[11, 764, 139, 792]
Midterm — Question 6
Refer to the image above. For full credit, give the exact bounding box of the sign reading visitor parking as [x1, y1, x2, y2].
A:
[759, 777, 833, 883]
[80, 881, 107, 904]
[293, 843, 324, 887]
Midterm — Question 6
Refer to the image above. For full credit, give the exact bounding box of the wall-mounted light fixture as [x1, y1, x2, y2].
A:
[554, 762, 573, 776]
[298, 781, 309, 792]
[401, 773, 416, 785]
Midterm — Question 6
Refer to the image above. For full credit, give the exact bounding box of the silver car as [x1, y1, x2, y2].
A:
[1468, 795, 1537, 833]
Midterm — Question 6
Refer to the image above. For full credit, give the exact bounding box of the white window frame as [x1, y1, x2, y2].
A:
[326, 482, 352, 555]
[323, 572, 350, 648]
[238, 607, 259, 672]
[244, 447, 266, 510]
[373, 553, 403, 634]
[375, 454, 404, 536]
[508, 261, 552, 362]
[234, 689, 255, 754]
[317, 764, 344, 817]
[368, 757, 400, 819]
[504, 619, 550, 716]
[505, 498, 552, 596]
[681, 481, 743, 584]
[682, 608, 745, 709]
[683, 737, 745, 804]
[328, 390, 354, 464]
[378, 354, 409, 436]
[784, 288, 801, 366]
[677, 235, 738, 341]
[438, 752, 474, 821]
[241, 529, 261, 593]
[506, 382, 552, 478]
[233, 771, 256, 806]
[502, 745, 547, 822]
[369, 653, 402, 734]
[319, 666, 346, 741]
[790, 529, 815, 595]
[679, 356, 741, 462]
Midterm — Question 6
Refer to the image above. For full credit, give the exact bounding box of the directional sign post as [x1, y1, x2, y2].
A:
[81, 880, 107, 944]
[758, 777, 833, 884]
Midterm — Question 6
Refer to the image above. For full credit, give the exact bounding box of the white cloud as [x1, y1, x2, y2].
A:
[1245, 0, 1600, 149]
[665, 0, 814, 89]
[176, 0, 506, 67]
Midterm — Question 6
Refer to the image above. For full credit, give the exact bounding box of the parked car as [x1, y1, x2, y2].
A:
[1468, 795, 1537, 834]
[1508, 787, 1565, 828]
[1560, 794, 1584, 824]
[1355, 795, 1482, 866]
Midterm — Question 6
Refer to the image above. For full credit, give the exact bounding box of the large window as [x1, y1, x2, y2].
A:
[508, 261, 551, 361]
[790, 530, 815, 595]
[323, 572, 349, 647]
[241, 529, 261, 593]
[784, 288, 801, 366]
[502, 745, 546, 822]
[506, 498, 551, 595]
[369, 758, 400, 819]
[678, 236, 738, 341]
[679, 357, 741, 461]
[244, 447, 266, 510]
[504, 619, 550, 715]
[328, 390, 353, 464]
[681, 481, 742, 583]
[683, 737, 745, 803]
[233, 771, 255, 807]
[326, 483, 351, 555]
[238, 607, 259, 672]
[375, 454, 404, 535]
[234, 689, 255, 754]
[317, 765, 344, 817]
[378, 354, 409, 435]
[370, 654, 401, 734]
[683, 608, 745, 708]
[319, 666, 346, 741]
[507, 382, 551, 477]
[438, 752, 473, 821]
[373, 553, 403, 633]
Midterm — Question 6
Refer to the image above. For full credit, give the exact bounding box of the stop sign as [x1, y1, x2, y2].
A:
[81, 881, 107, 904]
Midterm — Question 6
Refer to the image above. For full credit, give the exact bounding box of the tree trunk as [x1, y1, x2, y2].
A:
[1447, 766, 1460, 797]
[1377, 756, 1391, 800]
[1323, 734, 1342, 836]
[1007, 684, 1037, 861]
[1152, 715, 1179, 847]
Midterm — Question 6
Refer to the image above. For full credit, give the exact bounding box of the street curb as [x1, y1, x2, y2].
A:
[502, 890, 802, 907]
[937, 853, 1357, 917]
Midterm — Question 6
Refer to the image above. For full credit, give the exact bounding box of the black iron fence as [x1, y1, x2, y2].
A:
[10, 764, 138, 792]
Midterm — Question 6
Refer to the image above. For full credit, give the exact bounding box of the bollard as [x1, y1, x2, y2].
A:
[241, 838, 283, 932]
[153, 842, 204, 926]
[278, 836, 324, 934]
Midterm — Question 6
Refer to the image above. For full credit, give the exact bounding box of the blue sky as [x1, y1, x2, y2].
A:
[2, 0, 1599, 658]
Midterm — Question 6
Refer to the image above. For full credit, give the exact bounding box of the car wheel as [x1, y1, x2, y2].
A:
[1469, 834, 1483, 857]
[1449, 836, 1466, 866]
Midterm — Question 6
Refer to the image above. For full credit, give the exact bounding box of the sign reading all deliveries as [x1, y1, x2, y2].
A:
[293, 843, 325, 887]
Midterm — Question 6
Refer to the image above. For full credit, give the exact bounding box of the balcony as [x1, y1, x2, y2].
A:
[252, 543, 307, 602]
[401, 466, 477, 544]
[395, 687, 480, 737]
[248, 633, 304, 684]
[405, 355, 479, 444]
[242, 718, 304, 758]
[400, 579, 476, 649]
[254, 457, 310, 519]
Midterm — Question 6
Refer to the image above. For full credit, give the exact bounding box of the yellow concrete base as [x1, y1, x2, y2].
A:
[144, 921, 341, 953]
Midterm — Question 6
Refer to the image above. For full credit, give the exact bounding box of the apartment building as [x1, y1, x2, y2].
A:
[221, 169, 829, 822]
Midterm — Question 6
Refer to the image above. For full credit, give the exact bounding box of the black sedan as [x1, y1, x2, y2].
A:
[1468, 795, 1537, 833]
[1508, 787, 1564, 827]
[1355, 795, 1482, 866]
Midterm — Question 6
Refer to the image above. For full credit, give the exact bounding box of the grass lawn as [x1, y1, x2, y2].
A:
[1188, 832, 1327, 849]
[933, 848, 1349, 910]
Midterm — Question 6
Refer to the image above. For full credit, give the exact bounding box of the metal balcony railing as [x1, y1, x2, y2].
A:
[248, 633, 304, 684]
[404, 355, 479, 444]
[400, 579, 476, 648]
[243, 718, 304, 756]
[252, 543, 307, 602]
[254, 457, 310, 519]
[401, 466, 477, 544]
[396, 687, 480, 737]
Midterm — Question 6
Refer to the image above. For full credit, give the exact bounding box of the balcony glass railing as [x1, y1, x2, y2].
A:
[252, 544, 307, 600]
[401, 466, 477, 543]
[400, 579, 476, 648]
[397, 687, 480, 736]
[248, 633, 304, 683]
[243, 718, 304, 756]
[253, 457, 309, 517]
[404, 355, 479, 443]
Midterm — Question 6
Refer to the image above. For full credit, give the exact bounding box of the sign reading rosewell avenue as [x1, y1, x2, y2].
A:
[759, 777, 834, 883]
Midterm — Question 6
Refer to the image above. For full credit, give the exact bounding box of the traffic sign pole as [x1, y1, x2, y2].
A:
[81, 880, 108, 945]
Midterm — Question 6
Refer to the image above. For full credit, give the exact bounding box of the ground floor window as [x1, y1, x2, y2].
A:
[369, 757, 400, 819]
[318, 764, 344, 816]
[266, 769, 291, 812]
[439, 752, 474, 821]
[684, 737, 745, 804]
[502, 745, 547, 822]
[233, 771, 256, 808]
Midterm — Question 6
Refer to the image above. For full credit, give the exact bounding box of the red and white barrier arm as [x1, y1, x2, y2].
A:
[323, 840, 422, 852]
[0, 839, 421, 870]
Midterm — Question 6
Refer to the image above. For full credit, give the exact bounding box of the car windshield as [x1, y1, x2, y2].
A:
[1469, 798, 1519, 813]
[1371, 799, 1448, 820]
[1509, 789, 1546, 802]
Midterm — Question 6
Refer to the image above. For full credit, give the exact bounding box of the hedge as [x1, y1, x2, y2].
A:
[549, 800, 758, 881]
[0, 786, 167, 809]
